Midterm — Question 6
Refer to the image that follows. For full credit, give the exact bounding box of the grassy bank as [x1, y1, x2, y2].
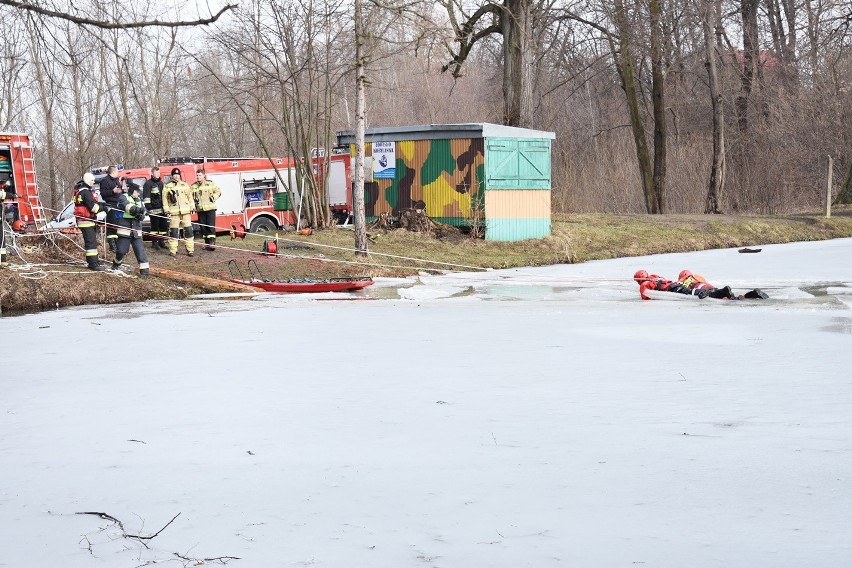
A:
[263, 208, 852, 271]
[3, 207, 852, 314]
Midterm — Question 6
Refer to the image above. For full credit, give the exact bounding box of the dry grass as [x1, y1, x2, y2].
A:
[3, 207, 852, 315]
[0, 233, 195, 315]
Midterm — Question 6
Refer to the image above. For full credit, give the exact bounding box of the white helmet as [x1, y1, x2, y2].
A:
[83, 172, 96, 186]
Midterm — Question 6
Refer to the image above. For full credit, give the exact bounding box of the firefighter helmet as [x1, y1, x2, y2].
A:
[678, 270, 692, 282]
[12, 220, 26, 232]
[170, 167, 181, 177]
[633, 269, 649, 283]
[83, 172, 96, 186]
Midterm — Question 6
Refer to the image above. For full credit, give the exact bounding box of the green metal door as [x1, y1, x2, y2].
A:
[485, 138, 551, 190]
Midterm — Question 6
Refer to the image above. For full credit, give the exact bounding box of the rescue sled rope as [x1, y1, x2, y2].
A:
[5, 225, 136, 278]
[39, 205, 488, 273]
[138, 210, 487, 272]
[7, 220, 114, 267]
[7, 261, 135, 279]
[13, 268, 114, 279]
[32, 214, 442, 274]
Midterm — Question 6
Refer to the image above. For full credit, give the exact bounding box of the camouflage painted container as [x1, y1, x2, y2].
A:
[336, 124, 555, 241]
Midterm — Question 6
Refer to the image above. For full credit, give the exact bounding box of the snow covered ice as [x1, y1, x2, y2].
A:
[1, 238, 851, 567]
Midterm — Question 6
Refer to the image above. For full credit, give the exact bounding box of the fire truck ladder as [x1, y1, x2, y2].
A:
[13, 137, 47, 230]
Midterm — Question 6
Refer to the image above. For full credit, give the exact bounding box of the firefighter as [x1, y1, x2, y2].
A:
[143, 166, 167, 249]
[633, 270, 689, 300]
[676, 269, 769, 300]
[163, 167, 195, 257]
[191, 169, 221, 251]
[73, 172, 107, 271]
[99, 165, 124, 252]
[0, 181, 15, 268]
[112, 181, 149, 276]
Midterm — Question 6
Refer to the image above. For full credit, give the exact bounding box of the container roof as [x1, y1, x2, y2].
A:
[335, 123, 555, 144]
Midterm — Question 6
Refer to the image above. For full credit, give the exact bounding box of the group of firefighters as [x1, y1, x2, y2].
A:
[73, 165, 221, 273]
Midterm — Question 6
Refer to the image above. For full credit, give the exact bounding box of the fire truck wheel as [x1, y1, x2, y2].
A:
[250, 217, 277, 234]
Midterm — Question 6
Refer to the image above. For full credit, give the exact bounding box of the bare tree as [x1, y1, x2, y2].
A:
[353, 0, 368, 254]
[697, 0, 725, 213]
[59, 20, 107, 176]
[649, 0, 668, 213]
[201, 0, 351, 229]
[24, 14, 62, 210]
[0, 0, 236, 29]
[440, 0, 537, 126]
[736, 0, 760, 132]
[124, 26, 188, 162]
[0, 8, 27, 130]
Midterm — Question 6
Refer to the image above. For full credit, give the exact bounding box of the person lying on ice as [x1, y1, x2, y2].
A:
[633, 269, 768, 300]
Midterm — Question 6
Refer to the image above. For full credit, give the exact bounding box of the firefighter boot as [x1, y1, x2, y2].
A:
[186, 232, 195, 256]
[167, 228, 179, 257]
[139, 268, 149, 277]
[111, 259, 122, 271]
[86, 256, 104, 271]
[205, 236, 216, 251]
[744, 288, 769, 300]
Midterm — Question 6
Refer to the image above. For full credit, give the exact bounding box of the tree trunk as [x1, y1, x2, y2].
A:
[649, 0, 667, 213]
[43, 110, 59, 212]
[700, 0, 725, 213]
[352, 0, 368, 256]
[502, 0, 533, 127]
[737, 0, 759, 132]
[612, 0, 658, 213]
[25, 16, 60, 211]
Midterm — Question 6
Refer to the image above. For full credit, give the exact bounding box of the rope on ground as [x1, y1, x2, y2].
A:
[8, 262, 136, 279]
[4, 231, 135, 279]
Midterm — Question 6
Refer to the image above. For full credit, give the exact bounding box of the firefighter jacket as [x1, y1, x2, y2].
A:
[163, 179, 194, 215]
[191, 180, 221, 212]
[143, 177, 164, 214]
[116, 192, 146, 235]
[73, 184, 102, 228]
[99, 175, 123, 209]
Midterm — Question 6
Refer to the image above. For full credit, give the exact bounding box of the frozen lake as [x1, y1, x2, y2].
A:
[2, 238, 851, 567]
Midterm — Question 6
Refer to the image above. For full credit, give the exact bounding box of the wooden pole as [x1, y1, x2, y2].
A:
[149, 267, 259, 293]
[826, 156, 833, 218]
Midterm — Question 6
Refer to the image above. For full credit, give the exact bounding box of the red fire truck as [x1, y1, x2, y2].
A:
[0, 132, 47, 230]
[122, 154, 352, 235]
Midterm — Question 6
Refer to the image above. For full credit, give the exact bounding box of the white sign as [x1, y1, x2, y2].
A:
[372, 141, 396, 179]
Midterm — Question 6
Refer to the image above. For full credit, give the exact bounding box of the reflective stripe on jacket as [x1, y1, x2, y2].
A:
[191, 180, 221, 211]
[116, 193, 145, 235]
[163, 180, 194, 215]
[74, 186, 101, 227]
[143, 177, 164, 213]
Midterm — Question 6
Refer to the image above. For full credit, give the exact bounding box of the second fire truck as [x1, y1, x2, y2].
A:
[122, 154, 352, 236]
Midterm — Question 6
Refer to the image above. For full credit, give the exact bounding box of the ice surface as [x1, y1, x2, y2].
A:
[2, 239, 851, 567]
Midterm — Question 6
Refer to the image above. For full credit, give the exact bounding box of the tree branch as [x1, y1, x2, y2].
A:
[0, 0, 237, 29]
[441, 1, 503, 77]
[76, 511, 180, 546]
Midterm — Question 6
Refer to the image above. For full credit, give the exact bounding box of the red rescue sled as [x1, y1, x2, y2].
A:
[228, 260, 373, 293]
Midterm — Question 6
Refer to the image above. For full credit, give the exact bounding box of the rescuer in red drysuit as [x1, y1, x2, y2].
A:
[633, 270, 694, 300]
[634, 269, 769, 300]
